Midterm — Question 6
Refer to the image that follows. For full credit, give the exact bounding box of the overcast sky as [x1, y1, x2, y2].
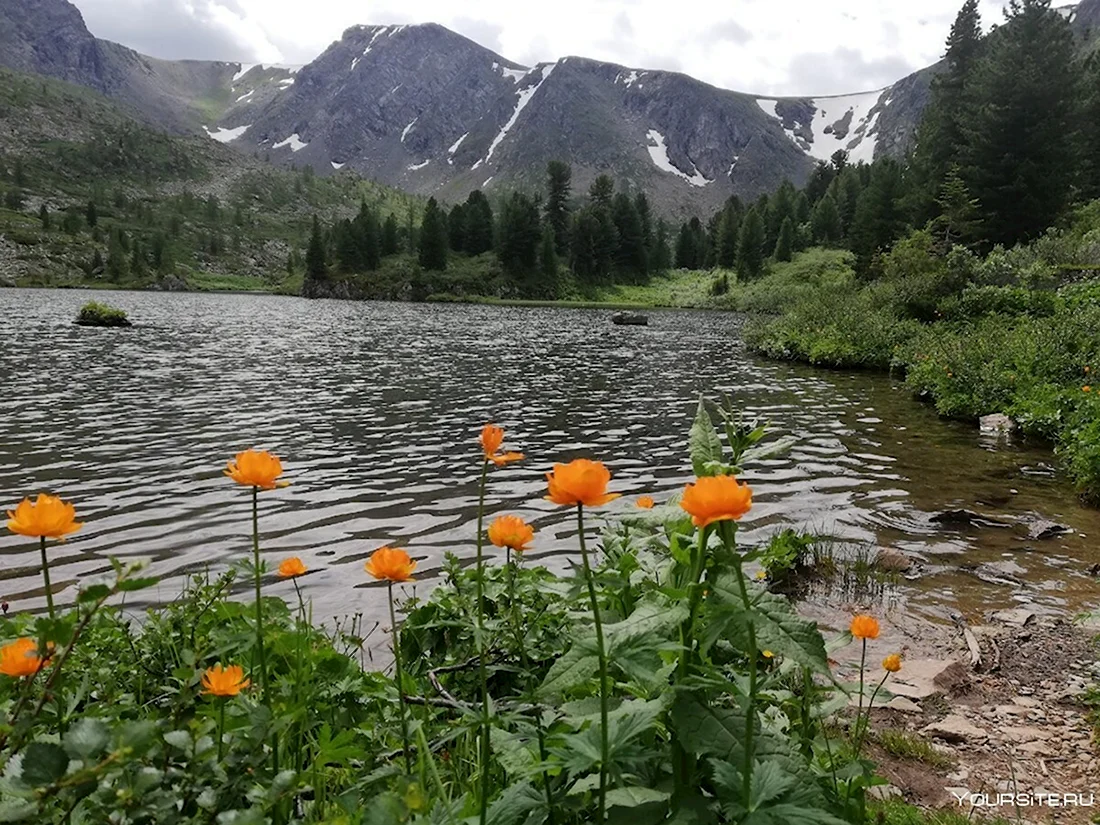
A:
[71, 0, 1017, 96]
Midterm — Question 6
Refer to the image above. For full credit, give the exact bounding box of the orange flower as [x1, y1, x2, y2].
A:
[365, 546, 417, 582]
[882, 653, 902, 673]
[277, 557, 307, 578]
[1084, 386, 1092, 393]
[850, 615, 880, 640]
[488, 515, 534, 552]
[224, 449, 286, 490]
[635, 495, 655, 509]
[6, 494, 82, 540]
[479, 424, 524, 467]
[545, 459, 621, 507]
[201, 664, 250, 697]
[0, 639, 47, 678]
[680, 475, 753, 528]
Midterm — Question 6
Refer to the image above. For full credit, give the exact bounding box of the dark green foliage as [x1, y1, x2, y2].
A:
[775, 217, 795, 262]
[675, 217, 706, 269]
[930, 166, 980, 249]
[305, 215, 327, 283]
[85, 200, 98, 228]
[382, 213, 399, 255]
[545, 160, 572, 255]
[418, 197, 448, 272]
[737, 206, 766, 279]
[811, 197, 843, 245]
[588, 174, 614, 210]
[3, 187, 24, 209]
[652, 219, 673, 272]
[497, 192, 540, 277]
[961, 0, 1079, 245]
[849, 158, 908, 273]
[38, 204, 50, 230]
[1080, 54, 1100, 199]
[538, 223, 558, 291]
[76, 300, 129, 327]
[611, 192, 647, 279]
[447, 202, 466, 251]
[462, 190, 494, 255]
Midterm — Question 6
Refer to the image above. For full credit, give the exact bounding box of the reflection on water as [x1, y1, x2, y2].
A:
[0, 288, 1097, 628]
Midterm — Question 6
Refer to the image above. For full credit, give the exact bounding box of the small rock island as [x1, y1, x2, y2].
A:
[75, 301, 132, 328]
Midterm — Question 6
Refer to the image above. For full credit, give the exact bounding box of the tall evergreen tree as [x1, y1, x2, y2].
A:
[737, 207, 766, 279]
[545, 161, 573, 255]
[38, 204, 50, 230]
[931, 165, 981, 248]
[463, 190, 495, 255]
[538, 223, 559, 297]
[589, 175, 615, 210]
[382, 213, 399, 256]
[611, 193, 647, 279]
[634, 192, 654, 266]
[1081, 54, 1100, 199]
[447, 202, 466, 252]
[810, 197, 843, 245]
[675, 223, 696, 269]
[961, 0, 1078, 244]
[419, 198, 449, 271]
[716, 208, 740, 269]
[571, 208, 602, 280]
[768, 182, 797, 249]
[849, 158, 909, 271]
[86, 200, 98, 228]
[653, 220, 672, 272]
[774, 217, 795, 262]
[498, 192, 541, 277]
[305, 215, 327, 283]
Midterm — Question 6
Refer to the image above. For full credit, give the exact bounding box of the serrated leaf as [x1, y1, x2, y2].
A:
[0, 799, 37, 822]
[485, 781, 545, 825]
[538, 643, 598, 697]
[689, 397, 724, 477]
[490, 729, 537, 778]
[76, 584, 111, 604]
[117, 576, 159, 592]
[606, 787, 670, 808]
[739, 436, 798, 467]
[21, 743, 68, 787]
[62, 719, 109, 760]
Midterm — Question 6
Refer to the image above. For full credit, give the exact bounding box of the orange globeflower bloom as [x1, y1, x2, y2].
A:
[545, 459, 621, 507]
[1084, 386, 1092, 393]
[680, 475, 753, 528]
[850, 615, 881, 640]
[0, 639, 46, 678]
[479, 424, 524, 466]
[277, 557, 307, 578]
[201, 664, 251, 697]
[635, 495, 655, 510]
[365, 546, 417, 582]
[882, 653, 902, 673]
[488, 515, 535, 552]
[224, 449, 286, 490]
[6, 494, 83, 540]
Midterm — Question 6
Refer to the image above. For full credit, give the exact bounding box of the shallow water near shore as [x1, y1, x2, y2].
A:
[1, 288, 1097, 633]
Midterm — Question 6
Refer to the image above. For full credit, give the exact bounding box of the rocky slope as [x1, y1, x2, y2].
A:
[2, 0, 1093, 213]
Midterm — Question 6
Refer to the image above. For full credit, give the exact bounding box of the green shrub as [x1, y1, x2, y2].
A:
[75, 301, 130, 327]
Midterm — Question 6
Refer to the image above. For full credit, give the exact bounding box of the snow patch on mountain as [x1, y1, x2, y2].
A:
[616, 70, 642, 88]
[407, 160, 430, 170]
[331, 161, 344, 170]
[401, 118, 417, 142]
[235, 90, 254, 103]
[203, 124, 250, 143]
[447, 132, 468, 165]
[806, 91, 884, 163]
[273, 133, 308, 152]
[645, 130, 711, 187]
[232, 64, 256, 82]
[493, 61, 529, 83]
[474, 63, 555, 168]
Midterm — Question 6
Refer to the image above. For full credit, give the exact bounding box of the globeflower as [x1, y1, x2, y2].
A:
[0, 638, 46, 678]
[882, 653, 902, 673]
[850, 614, 881, 640]
[488, 515, 534, 553]
[6, 494, 82, 540]
[201, 664, 250, 697]
[365, 547, 417, 582]
[545, 459, 621, 507]
[635, 495, 655, 509]
[479, 424, 524, 466]
[224, 449, 286, 490]
[277, 557, 307, 578]
[1084, 386, 1092, 393]
[680, 475, 753, 528]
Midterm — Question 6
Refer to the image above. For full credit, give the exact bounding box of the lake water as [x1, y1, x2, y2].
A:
[1, 288, 1098, 633]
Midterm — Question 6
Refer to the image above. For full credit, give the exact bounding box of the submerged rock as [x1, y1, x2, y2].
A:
[611, 311, 649, 326]
[874, 548, 913, 572]
[979, 414, 1016, 435]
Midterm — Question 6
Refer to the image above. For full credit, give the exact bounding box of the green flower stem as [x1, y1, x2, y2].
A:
[388, 581, 412, 773]
[728, 525, 757, 806]
[505, 552, 556, 825]
[475, 460, 491, 825]
[218, 699, 226, 761]
[673, 525, 710, 802]
[39, 536, 54, 619]
[251, 487, 267, 703]
[577, 504, 608, 823]
[854, 669, 890, 760]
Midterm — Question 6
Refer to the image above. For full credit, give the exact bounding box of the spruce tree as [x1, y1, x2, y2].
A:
[336, 219, 361, 273]
[1081, 54, 1100, 199]
[463, 191, 495, 255]
[538, 223, 559, 297]
[570, 208, 601, 281]
[418, 197, 449, 271]
[382, 213, 399, 255]
[546, 161, 573, 255]
[611, 193, 647, 280]
[931, 165, 981, 248]
[810, 197, 843, 245]
[498, 192, 541, 277]
[85, 200, 98, 228]
[305, 215, 327, 283]
[634, 192, 653, 264]
[737, 207, 766, 279]
[38, 204, 50, 230]
[774, 217, 795, 262]
[589, 175, 614, 210]
[675, 223, 695, 269]
[849, 158, 908, 271]
[961, 0, 1078, 244]
[768, 182, 797, 249]
[717, 208, 740, 269]
[448, 202, 466, 252]
[653, 220, 672, 272]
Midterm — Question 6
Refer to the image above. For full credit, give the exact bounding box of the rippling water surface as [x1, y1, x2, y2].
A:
[1, 289, 1097, 630]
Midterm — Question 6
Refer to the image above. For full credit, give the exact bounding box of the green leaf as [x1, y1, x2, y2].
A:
[163, 730, 193, 751]
[21, 743, 69, 787]
[670, 693, 751, 762]
[117, 576, 159, 592]
[689, 397, 724, 477]
[0, 799, 37, 822]
[739, 436, 798, 467]
[538, 643, 598, 697]
[605, 787, 670, 808]
[490, 729, 537, 779]
[76, 584, 111, 604]
[62, 719, 109, 760]
[485, 781, 545, 825]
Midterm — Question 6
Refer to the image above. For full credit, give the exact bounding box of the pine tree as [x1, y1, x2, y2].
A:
[571, 208, 601, 280]
[795, 191, 812, 225]
[305, 215, 327, 283]
[716, 207, 740, 269]
[336, 219, 361, 273]
[611, 193, 647, 280]
[361, 212, 382, 270]
[849, 158, 908, 271]
[90, 249, 104, 276]
[418, 197, 448, 271]
[106, 229, 129, 280]
[498, 192, 541, 277]
[545, 161, 573, 255]
[768, 182, 797, 249]
[448, 203, 466, 252]
[382, 213, 399, 256]
[38, 204, 50, 230]
[810, 197, 843, 245]
[774, 217, 795, 262]
[653, 220, 672, 272]
[589, 175, 614, 210]
[675, 223, 695, 269]
[737, 207, 766, 279]
[961, 0, 1078, 244]
[805, 161, 837, 205]
[463, 191, 495, 255]
[538, 223, 559, 297]
[634, 192, 653, 264]
[130, 239, 148, 279]
[930, 165, 981, 248]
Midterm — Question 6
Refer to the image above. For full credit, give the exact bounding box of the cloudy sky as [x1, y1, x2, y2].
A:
[71, 0, 1017, 96]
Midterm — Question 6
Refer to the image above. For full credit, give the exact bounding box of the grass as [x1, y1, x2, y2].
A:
[873, 799, 1016, 825]
[75, 301, 130, 327]
[874, 729, 956, 770]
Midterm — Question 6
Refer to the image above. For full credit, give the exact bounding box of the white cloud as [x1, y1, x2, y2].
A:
[72, 0, 1017, 95]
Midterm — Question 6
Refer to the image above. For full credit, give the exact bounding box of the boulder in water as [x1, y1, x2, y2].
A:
[612, 311, 648, 326]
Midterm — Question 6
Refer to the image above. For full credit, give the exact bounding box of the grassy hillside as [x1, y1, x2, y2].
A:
[0, 68, 422, 291]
